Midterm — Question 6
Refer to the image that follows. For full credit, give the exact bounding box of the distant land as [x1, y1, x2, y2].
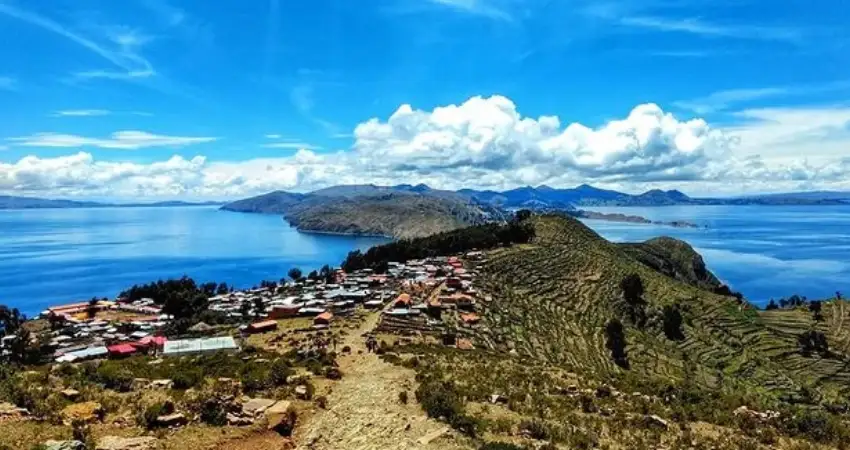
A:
[222, 189, 508, 239]
[222, 184, 709, 238]
[0, 195, 224, 210]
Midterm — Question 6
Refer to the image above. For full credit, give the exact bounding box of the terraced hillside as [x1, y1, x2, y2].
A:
[474, 215, 849, 397]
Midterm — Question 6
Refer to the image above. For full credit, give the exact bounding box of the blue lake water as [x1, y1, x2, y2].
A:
[0, 205, 847, 315]
[580, 205, 850, 307]
[0, 206, 387, 316]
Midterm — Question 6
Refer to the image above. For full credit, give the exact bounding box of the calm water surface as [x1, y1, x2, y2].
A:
[581, 205, 850, 307]
[0, 206, 386, 315]
[1, 205, 847, 315]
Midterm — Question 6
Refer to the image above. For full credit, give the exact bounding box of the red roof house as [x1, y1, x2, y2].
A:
[246, 320, 278, 334]
[107, 343, 138, 358]
[314, 311, 334, 325]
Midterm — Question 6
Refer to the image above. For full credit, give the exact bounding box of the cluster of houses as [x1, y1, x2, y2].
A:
[5, 251, 488, 365]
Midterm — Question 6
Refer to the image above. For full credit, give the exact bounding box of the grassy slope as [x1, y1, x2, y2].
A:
[475, 215, 850, 398]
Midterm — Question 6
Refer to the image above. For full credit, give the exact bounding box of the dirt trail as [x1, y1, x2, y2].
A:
[294, 309, 469, 450]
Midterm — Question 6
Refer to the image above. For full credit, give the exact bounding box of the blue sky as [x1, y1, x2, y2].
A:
[1, 0, 849, 200]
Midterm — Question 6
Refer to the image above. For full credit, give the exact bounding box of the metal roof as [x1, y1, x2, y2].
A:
[162, 336, 239, 356]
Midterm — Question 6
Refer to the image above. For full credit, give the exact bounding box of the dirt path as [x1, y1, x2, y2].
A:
[294, 308, 470, 450]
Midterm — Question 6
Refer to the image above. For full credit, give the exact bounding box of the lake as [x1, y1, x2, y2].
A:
[0, 206, 387, 316]
[580, 205, 850, 307]
[0, 205, 847, 315]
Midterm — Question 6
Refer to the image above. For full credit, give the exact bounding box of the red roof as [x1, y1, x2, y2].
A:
[315, 311, 334, 322]
[137, 336, 167, 347]
[249, 320, 278, 330]
[460, 313, 480, 324]
[107, 344, 137, 355]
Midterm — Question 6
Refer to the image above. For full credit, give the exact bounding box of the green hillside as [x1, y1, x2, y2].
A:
[389, 215, 850, 448]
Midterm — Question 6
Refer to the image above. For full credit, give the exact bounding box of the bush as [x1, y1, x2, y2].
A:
[417, 381, 463, 421]
[95, 362, 134, 392]
[520, 419, 550, 440]
[138, 401, 173, 429]
[479, 443, 524, 450]
[398, 390, 409, 404]
[269, 358, 294, 386]
[315, 396, 328, 409]
[172, 366, 204, 390]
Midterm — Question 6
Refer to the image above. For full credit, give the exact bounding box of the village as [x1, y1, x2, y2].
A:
[1, 251, 489, 366]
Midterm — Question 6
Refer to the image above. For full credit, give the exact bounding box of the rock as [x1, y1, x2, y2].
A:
[60, 389, 81, 400]
[61, 401, 104, 425]
[489, 394, 507, 404]
[156, 412, 187, 427]
[0, 401, 28, 417]
[43, 440, 85, 450]
[227, 412, 254, 426]
[242, 398, 276, 416]
[646, 414, 669, 430]
[131, 378, 151, 390]
[417, 427, 449, 445]
[151, 379, 173, 389]
[95, 436, 158, 450]
[265, 401, 296, 436]
[295, 385, 310, 400]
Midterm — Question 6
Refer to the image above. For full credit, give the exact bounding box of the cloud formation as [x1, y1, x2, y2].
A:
[1, 96, 849, 198]
[52, 109, 112, 117]
[7, 131, 217, 150]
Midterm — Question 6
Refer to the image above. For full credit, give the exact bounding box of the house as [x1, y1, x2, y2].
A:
[460, 313, 480, 325]
[162, 336, 239, 356]
[246, 320, 278, 334]
[107, 343, 137, 358]
[393, 293, 412, 309]
[314, 311, 333, 326]
[268, 304, 302, 319]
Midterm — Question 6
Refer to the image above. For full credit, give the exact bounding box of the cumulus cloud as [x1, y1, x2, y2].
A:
[7, 131, 217, 150]
[1, 95, 849, 198]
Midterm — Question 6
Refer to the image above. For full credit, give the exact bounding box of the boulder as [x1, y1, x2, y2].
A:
[646, 414, 669, 430]
[95, 436, 158, 450]
[0, 401, 28, 417]
[43, 440, 85, 450]
[227, 412, 254, 426]
[295, 385, 310, 400]
[242, 398, 276, 416]
[156, 412, 187, 427]
[61, 401, 104, 425]
[151, 379, 174, 389]
[265, 400, 296, 435]
[131, 378, 151, 391]
[60, 389, 81, 400]
[489, 394, 507, 404]
[417, 427, 449, 445]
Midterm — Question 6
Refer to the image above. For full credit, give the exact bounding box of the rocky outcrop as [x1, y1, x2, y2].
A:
[95, 436, 158, 450]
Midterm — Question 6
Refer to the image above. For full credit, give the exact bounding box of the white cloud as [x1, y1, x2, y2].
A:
[619, 16, 802, 42]
[52, 109, 112, 117]
[1, 96, 850, 199]
[7, 131, 217, 150]
[0, 3, 155, 81]
[264, 134, 282, 139]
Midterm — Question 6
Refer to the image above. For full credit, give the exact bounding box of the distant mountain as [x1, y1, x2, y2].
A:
[0, 195, 225, 210]
[0, 195, 103, 209]
[222, 188, 508, 239]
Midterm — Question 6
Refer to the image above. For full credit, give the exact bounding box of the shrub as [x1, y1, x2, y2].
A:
[520, 419, 550, 440]
[480, 443, 524, 450]
[417, 380, 463, 421]
[315, 395, 328, 409]
[398, 390, 409, 405]
[138, 401, 173, 429]
[269, 358, 294, 386]
[95, 362, 134, 392]
[172, 366, 204, 390]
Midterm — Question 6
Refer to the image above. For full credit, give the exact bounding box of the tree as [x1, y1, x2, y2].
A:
[662, 304, 685, 341]
[0, 305, 25, 336]
[288, 268, 303, 281]
[620, 274, 646, 327]
[514, 209, 532, 222]
[216, 283, 230, 295]
[809, 300, 823, 321]
[837, 291, 843, 300]
[319, 265, 334, 283]
[798, 330, 829, 357]
[308, 270, 319, 281]
[605, 319, 629, 369]
[86, 298, 99, 319]
[765, 299, 779, 310]
[239, 301, 252, 319]
[253, 297, 266, 318]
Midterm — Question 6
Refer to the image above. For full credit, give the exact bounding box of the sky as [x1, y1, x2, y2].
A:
[0, 0, 849, 201]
